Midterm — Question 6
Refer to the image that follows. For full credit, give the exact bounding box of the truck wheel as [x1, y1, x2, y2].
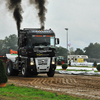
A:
[6, 61, 12, 76]
[22, 64, 29, 77]
[6, 61, 18, 76]
[47, 70, 55, 77]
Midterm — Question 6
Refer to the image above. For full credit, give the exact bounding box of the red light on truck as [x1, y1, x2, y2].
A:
[35, 35, 43, 37]
[46, 35, 53, 37]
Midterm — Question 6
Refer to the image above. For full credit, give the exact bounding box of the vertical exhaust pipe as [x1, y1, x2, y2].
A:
[18, 30, 20, 57]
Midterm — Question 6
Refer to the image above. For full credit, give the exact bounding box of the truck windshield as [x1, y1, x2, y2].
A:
[27, 35, 55, 48]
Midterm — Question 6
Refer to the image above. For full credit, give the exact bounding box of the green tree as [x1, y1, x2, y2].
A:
[0, 39, 4, 55]
[69, 47, 75, 55]
[0, 34, 18, 55]
[0, 59, 8, 84]
[74, 48, 84, 55]
[84, 42, 100, 58]
[56, 46, 68, 58]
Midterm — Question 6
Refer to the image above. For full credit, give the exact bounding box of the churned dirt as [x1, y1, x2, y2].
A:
[7, 73, 100, 100]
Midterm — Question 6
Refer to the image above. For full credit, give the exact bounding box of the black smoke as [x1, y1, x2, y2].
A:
[7, 0, 23, 31]
[29, 0, 47, 29]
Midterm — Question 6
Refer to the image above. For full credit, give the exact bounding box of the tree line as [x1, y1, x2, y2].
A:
[56, 43, 100, 59]
[0, 34, 18, 55]
[0, 34, 100, 59]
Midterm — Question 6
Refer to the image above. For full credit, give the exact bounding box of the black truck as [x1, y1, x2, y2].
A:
[6, 28, 59, 77]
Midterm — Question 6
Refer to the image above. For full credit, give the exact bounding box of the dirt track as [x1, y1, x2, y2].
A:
[7, 73, 100, 100]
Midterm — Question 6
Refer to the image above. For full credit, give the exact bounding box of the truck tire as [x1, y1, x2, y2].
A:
[6, 61, 18, 76]
[21, 64, 29, 77]
[47, 70, 55, 77]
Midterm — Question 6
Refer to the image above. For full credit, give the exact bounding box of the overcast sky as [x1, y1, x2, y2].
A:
[0, 0, 100, 51]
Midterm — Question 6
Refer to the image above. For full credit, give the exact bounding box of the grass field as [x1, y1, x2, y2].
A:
[0, 84, 88, 100]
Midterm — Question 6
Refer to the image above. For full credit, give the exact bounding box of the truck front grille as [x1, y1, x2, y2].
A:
[35, 57, 50, 66]
[35, 57, 50, 72]
[38, 59, 48, 65]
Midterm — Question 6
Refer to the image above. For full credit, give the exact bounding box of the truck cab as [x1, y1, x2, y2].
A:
[6, 28, 59, 77]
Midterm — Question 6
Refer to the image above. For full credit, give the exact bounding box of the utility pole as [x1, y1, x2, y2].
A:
[65, 28, 68, 64]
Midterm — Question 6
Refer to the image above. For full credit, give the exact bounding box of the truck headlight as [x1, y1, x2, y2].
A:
[30, 58, 34, 65]
[30, 61, 34, 65]
[52, 61, 55, 64]
[52, 57, 56, 64]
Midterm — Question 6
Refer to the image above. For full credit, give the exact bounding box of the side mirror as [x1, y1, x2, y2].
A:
[57, 38, 59, 44]
[55, 38, 60, 45]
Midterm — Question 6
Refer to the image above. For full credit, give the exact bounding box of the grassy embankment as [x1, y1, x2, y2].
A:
[0, 84, 88, 100]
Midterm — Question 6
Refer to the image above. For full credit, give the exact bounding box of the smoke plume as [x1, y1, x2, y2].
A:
[29, 0, 47, 29]
[7, 0, 23, 30]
